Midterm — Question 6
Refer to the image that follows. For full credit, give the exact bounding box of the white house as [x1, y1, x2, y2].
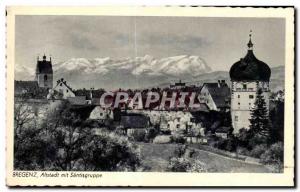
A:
[47, 78, 75, 100]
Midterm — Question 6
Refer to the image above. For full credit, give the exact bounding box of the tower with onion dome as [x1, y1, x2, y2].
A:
[229, 32, 271, 133]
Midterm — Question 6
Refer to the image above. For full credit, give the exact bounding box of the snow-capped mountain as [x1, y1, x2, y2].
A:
[53, 55, 212, 77]
[14, 56, 284, 91]
[50, 55, 212, 89]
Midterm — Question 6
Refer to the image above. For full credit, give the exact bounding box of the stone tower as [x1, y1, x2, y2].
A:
[229, 32, 271, 134]
[35, 54, 53, 88]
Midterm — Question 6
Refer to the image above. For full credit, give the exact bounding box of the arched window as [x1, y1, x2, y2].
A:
[44, 75, 48, 81]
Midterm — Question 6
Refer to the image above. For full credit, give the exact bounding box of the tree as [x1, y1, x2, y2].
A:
[14, 100, 142, 171]
[249, 88, 271, 142]
[269, 100, 284, 143]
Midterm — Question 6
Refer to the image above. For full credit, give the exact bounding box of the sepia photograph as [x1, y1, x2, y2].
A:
[6, 6, 295, 187]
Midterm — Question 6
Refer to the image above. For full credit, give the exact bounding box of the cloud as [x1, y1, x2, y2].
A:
[138, 33, 209, 52]
[69, 31, 99, 50]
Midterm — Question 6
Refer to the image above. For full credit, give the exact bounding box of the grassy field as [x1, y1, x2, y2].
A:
[137, 143, 270, 173]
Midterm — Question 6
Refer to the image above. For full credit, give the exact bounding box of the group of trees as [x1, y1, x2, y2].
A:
[206, 88, 284, 172]
[14, 100, 141, 171]
[236, 88, 284, 172]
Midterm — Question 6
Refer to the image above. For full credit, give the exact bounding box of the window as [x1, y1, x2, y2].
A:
[44, 75, 47, 81]
[238, 95, 240, 98]
[249, 95, 254, 99]
[176, 124, 180, 129]
[66, 90, 69, 93]
[235, 116, 238, 121]
[100, 113, 103, 116]
[238, 102, 240, 105]
[243, 84, 247, 90]
[60, 83, 63, 86]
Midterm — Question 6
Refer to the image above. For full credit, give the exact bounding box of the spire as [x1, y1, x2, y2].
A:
[43, 54, 46, 61]
[247, 30, 254, 50]
[50, 54, 52, 62]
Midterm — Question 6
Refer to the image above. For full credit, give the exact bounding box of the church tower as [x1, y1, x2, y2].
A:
[229, 32, 271, 134]
[35, 54, 53, 88]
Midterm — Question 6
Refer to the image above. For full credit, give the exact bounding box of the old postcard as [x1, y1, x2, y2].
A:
[6, 6, 294, 187]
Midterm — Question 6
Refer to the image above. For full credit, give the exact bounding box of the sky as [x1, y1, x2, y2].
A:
[15, 15, 285, 71]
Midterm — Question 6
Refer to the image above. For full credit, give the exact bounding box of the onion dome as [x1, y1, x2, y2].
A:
[229, 32, 271, 81]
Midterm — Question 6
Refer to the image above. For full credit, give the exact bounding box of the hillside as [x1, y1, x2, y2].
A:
[138, 143, 270, 172]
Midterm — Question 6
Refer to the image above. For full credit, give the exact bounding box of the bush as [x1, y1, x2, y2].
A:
[249, 144, 268, 158]
[171, 134, 185, 144]
[248, 134, 268, 150]
[174, 145, 186, 158]
[145, 127, 159, 142]
[153, 135, 172, 144]
[260, 142, 283, 164]
[167, 157, 207, 172]
[81, 131, 141, 171]
[129, 129, 147, 142]
[236, 147, 250, 156]
[260, 142, 283, 173]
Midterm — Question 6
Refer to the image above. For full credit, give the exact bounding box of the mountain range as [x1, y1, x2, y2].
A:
[15, 55, 284, 91]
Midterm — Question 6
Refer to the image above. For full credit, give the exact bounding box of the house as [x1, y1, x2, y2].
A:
[120, 113, 150, 136]
[199, 80, 230, 111]
[15, 80, 39, 95]
[215, 126, 231, 139]
[185, 135, 208, 144]
[15, 80, 49, 99]
[89, 106, 114, 121]
[47, 78, 75, 99]
[170, 80, 186, 89]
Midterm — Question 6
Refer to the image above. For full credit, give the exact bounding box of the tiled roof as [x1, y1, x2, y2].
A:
[215, 126, 231, 133]
[202, 83, 230, 108]
[68, 96, 87, 105]
[120, 114, 149, 128]
[15, 80, 38, 91]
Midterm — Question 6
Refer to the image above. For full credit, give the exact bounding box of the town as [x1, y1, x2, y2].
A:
[14, 35, 285, 173]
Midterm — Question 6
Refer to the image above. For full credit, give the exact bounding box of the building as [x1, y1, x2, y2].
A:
[229, 33, 271, 133]
[89, 106, 114, 121]
[15, 80, 49, 99]
[120, 113, 150, 136]
[170, 80, 186, 89]
[68, 96, 88, 105]
[15, 80, 39, 95]
[47, 78, 76, 99]
[215, 126, 231, 139]
[35, 54, 53, 88]
[199, 80, 230, 111]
